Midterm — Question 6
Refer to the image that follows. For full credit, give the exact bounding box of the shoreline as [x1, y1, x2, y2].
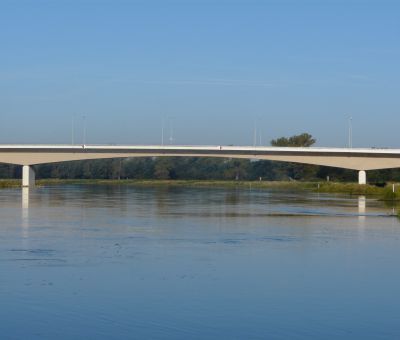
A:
[0, 178, 398, 198]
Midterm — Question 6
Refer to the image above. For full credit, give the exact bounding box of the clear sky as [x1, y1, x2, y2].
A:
[0, 0, 399, 147]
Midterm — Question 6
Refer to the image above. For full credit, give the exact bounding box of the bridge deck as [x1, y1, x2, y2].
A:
[1, 144, 400, 158]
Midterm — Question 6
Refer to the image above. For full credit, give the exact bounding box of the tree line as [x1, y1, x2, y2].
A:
[0, 133, 399, 182]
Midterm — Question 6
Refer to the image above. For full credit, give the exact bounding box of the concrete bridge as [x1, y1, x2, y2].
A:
[2, 144, 400, 186]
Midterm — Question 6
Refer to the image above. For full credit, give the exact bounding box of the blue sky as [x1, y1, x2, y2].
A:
[0, 0, 399, 147]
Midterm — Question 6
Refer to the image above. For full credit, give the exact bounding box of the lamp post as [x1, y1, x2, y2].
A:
[169, 117, 174, 145]
[161, 117, 164, 146]
[82, 115, 87, 145]
[71, 115, 75, 145]
[348, 116, 353, 148]
[253, 119, 257, 148]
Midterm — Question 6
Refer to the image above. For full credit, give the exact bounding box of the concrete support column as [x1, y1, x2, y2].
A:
[22, 165, 35, 187]
[358, 170, 366, 185]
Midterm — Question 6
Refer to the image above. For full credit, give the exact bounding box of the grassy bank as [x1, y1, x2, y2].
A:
[315, 182, 385, 196]
[31, 179, 400, 198]
[36, 178, 318, 190]
[2, 178, 400, 200]
[0, 179, 20, 188]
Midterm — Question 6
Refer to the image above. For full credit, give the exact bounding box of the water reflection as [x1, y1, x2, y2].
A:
[356, 195, 366, 240]
[22, 187, 29, 209]
[17, 185, 393, 219]
[1, 185, 399, 339]
[358, 195, 366, 223]
[358, 195, 366, 215]
[21, 187, 30, 233]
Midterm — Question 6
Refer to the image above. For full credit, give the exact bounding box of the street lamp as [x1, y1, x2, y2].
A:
[82, 115, 87, 145]
[348, 116, 353, 148]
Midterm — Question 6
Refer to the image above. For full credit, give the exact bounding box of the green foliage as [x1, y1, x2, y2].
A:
[0, 179, 20, 188]
[0, 164, 20, 178]
[381, 186, 400, 201]
[316, 182, 384, 195]
[269, 133, 317, 180]
[271, 133, 316, 147]
[154, 158, 175, 179]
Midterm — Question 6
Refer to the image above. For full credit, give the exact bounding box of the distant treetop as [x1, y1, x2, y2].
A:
[271, 133, 316, 147]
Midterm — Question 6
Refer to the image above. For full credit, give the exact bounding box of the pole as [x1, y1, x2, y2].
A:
[161, 118, 164, 146]
[82, 115, 86, 145]
[253, 119, 257, 147]
[71, 115, 74, 145]
[169, 117, 173, 145]
[348, 116, 353, 148]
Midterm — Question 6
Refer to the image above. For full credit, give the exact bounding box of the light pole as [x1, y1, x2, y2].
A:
[71, 115, 75, 145]
[161, 117, 164, 146]
[348, 116, 353, 148]
[82, 115, 87, 145]
[169, 117, 174, 145]
[253, 119, 257, 148]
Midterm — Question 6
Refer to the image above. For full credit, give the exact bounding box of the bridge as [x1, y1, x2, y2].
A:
[2, 144, 400, 187]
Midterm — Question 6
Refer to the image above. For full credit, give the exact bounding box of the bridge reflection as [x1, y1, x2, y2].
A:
[21, 187, 30, 235]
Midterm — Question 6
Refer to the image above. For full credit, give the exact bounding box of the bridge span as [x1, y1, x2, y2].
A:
[2, 144, 400, 186]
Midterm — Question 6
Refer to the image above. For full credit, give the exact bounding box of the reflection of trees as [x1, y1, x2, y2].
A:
[224, 191, 241, 205]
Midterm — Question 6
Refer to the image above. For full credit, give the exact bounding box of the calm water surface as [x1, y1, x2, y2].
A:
[0, 185, 400, 339]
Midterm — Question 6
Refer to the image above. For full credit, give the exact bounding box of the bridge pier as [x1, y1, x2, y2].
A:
[358, 170, 366, 185]
[22, 165, 35, 187]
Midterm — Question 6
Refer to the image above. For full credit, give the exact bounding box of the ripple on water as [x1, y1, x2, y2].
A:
[8, 249, 56, 255]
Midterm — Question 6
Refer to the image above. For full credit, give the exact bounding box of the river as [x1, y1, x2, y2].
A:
[0, 185, 399, 339]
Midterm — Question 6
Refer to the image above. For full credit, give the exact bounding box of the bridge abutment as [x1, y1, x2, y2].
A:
[358, 170, 366, 185]
[22, 165, 35, 187]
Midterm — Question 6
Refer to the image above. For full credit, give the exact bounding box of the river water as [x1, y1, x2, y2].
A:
[0, 185, 399, 339]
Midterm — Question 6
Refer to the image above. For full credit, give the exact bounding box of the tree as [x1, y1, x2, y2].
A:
[271, 133, 316, 147]
[154, 158, 175, 179]
[123, 158, 155, 179]
[223, 159, 250, 180]
[270, 133, 317, 180]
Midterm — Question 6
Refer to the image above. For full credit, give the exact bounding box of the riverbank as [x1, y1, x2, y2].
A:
[1, 178, 399, 198]
[0, 179, 20, 188]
